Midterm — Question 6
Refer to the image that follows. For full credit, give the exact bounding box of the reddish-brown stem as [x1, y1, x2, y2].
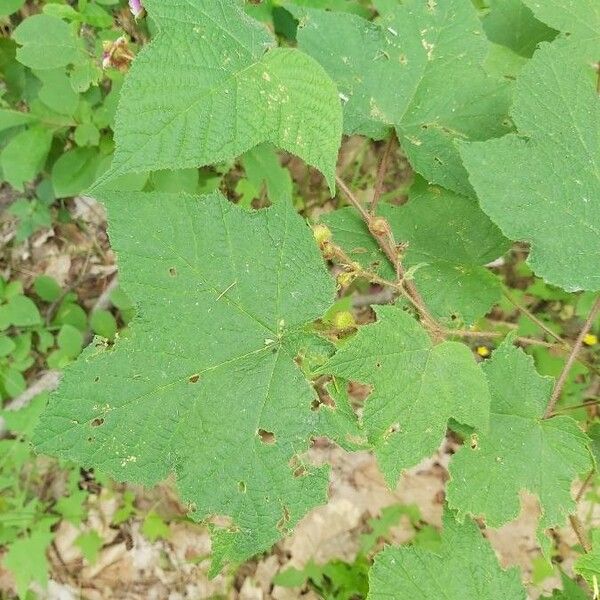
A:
[503, 290, 569, 347]
[335, 175, 441, 335]
[569, 515, 592, 553]
[544, 296, 600, 418]
[370, 134, 397, 216]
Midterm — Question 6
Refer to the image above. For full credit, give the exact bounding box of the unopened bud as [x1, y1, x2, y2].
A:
[336, 271, 355, 288]
[369, 217, 390, 237]
[333, 311, 356, 331]
[313, 224, 332, 245]
[129, 0, 144, 18]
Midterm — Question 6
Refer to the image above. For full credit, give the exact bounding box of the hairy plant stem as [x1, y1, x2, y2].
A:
[445, 329, 560, 349]
[503, 289, 569, 347]
[544, 296, 600, 419]
[569, 515, 592, 553]
[335, 175, 442, 338]
[370, 134, 397, 216]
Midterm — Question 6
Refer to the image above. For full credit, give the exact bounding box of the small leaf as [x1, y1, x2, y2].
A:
[1, 127, 53, 190]
[6, 295, 42, 327]
[52, 147, 101, 198]
[90, 309, 117, 340]
[3, 527, 54, 598]
[142, 510, 170, 542]
[75, 530, 103, 564]
[34, 275, 61, 303]
[12, 14, 85, 70]
[574, 529, 600, 590]
[57, 324, 84, 359]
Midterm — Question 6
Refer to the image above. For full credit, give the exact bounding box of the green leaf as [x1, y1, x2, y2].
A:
[53, 300, 87, 331]
[142, 510, 170, 542]
[2, 366, 26, 397]
[57, 324, 84, 359]
[317, 305, 490, 485]
[0, 0, 25, 17]
[522, 0, 600, 43]
[0, 393, 47, 436]
[74, 122, 100, 147]
[2, 525, 53, 599]
[241, 144, 293, 205]
[0, 108, 37, 133]
[0, 335, 16, 357]
[34, 191, 336, 571]
[574, 529, 600, 589]
[34, 275, 61, 303]
[447, 340, 593, 550]
[52, 147, 101, 198]
[368, 509, 526, 600]
[75, 530, 103, 564]
[1, 126, 53, 190]
[323, 180, 510, 324]
[12, 14, 86, 70]
[6, 295, 42, 327]
[481, 0, 556, 57]
[459, 41, 600, 292]
[55, 489, 88, 525]
[34, 68, 80, 116]
[90, 309, 117, 340]
[95, 0, 342, 192]
[546, 573, 592, 600]
[292, 0, 511, 194]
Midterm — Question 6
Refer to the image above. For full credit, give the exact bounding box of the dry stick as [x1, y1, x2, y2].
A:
[370, 134, 397, 216]
[500, 290, 599, 375]
[446, 328, 558, 349]
[335, 175, 441, 335]
[503, 290, 568, 347]
[544, 296, 600, 419]
[552, 398, 600, 415]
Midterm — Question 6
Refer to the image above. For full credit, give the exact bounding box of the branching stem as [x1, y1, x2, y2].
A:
[335, 175, 442, 337]
[544, 296, 600, 418]
[370, 134, 397, 216]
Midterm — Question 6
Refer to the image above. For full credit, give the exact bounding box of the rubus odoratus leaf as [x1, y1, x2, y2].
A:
[447, 340, 593, 553]
[368, 508, 526, 600]
[291, 0, 511, 194]
[460, 40, 600, 291]
[34, 191, 337, 572]
[317, 305, 490, 485]
[94, 0, 342, 191]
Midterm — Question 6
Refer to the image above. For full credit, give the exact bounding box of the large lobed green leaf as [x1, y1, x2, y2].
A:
[460, 40, 600, 292]
[291, 0, 511, 194]
[34, 191, 337, 571]
[317, 305, 490, 485]
[368, 509, 526, 599]
[95, 0, 342, 191]
[447, 340, 593, 552]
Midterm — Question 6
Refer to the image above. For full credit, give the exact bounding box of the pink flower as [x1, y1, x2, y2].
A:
[128, 0, 144, 18]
